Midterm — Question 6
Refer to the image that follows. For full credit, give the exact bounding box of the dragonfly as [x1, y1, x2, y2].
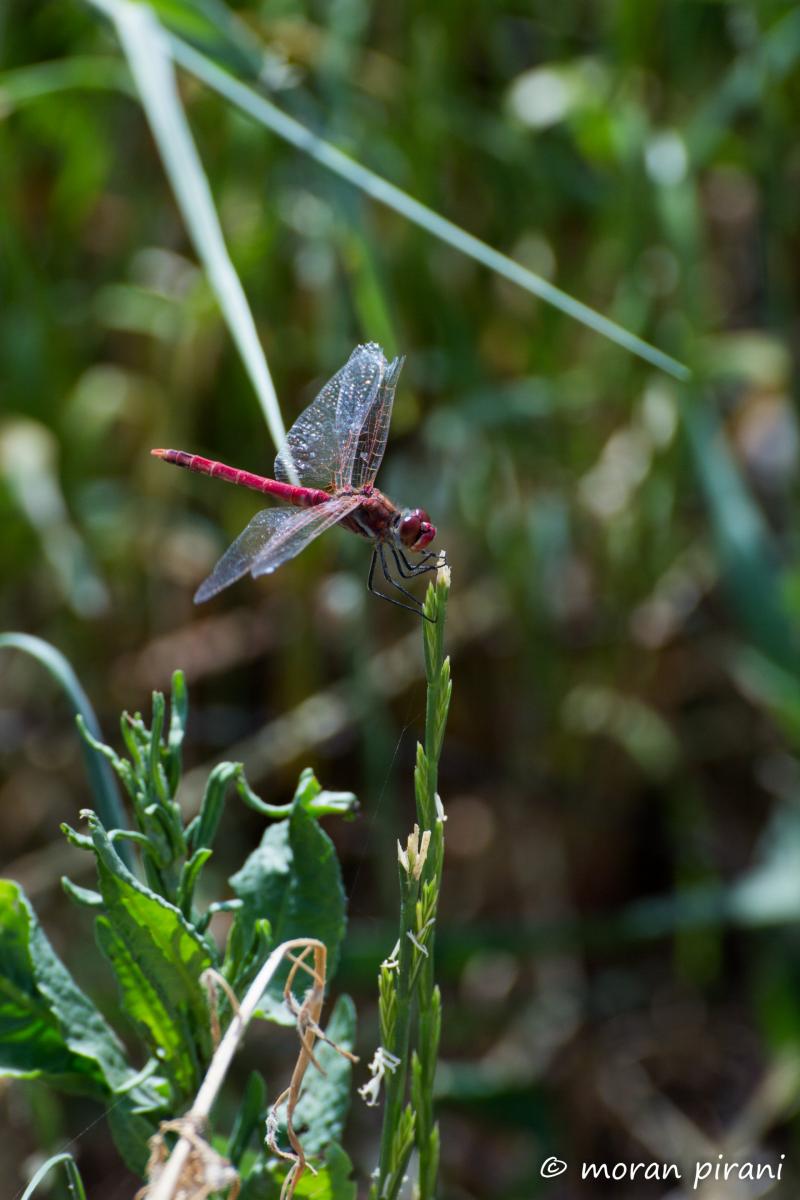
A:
[152, 343, 441, 615]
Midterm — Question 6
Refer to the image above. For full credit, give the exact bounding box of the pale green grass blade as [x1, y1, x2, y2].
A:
[0, 634, 131, 860]
[87, 0, 296, 478]
[21, 1153, 87, 1200]
[168, 36, 690, 383]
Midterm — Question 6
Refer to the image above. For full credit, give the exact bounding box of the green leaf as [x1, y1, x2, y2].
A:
[293, 1144, 357, 1200]
[229, 804, 347, 1024]
[191, 761, 241, 852]
[293, 995, 356, 1158]
[166, 668, 188, 792]
[177, 847, 213, 919]
[61, 878, 104, 910]
[85, 815, 213, 1095]
[240, 1147, 356, 1200]
[0, 879, 129, 1094]
[0, 879, 162, 1172]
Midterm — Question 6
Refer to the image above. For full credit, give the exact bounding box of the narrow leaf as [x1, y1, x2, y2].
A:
[86, 0, 296, 475]
[168, 36, 690, 381]
[0, 635, 129, 848]
[20, 1153, 87, 1200]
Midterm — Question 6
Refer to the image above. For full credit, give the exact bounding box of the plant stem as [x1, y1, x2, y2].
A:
[415, 569, 451, 1199]
[375, 871, 419, 1192]
[373, 563, 451, 1200]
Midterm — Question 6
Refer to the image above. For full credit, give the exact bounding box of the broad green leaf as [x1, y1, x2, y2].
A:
[85, 816, 213, 1095]
[0, 879, 162, 1172]
[293, 996, 356, 1158]
[0, 879, 128, 1094]
[229, 804, 346, 1024]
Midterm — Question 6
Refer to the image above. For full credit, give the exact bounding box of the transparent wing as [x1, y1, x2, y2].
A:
[194, 496, 363, 603]
[350, 354, 404, 488]
[274, 343, 402, 489]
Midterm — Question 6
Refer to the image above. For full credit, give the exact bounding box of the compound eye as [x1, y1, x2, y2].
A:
[399, 511, 422, 542]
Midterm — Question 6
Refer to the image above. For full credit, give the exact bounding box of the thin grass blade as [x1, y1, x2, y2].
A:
[20, 1153, 87, 1200]
[0, 634, 131, 861]
[168, 36, 690, 382]
[86, 0, 297, 478]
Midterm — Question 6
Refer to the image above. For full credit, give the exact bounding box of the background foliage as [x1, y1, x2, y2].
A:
[3, 1, 800, 1196]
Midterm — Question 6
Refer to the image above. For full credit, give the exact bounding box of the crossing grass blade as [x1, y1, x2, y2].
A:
[85, 0, 298, 480]
[167, 35, 690, 383]
[0, 634, 131, 860]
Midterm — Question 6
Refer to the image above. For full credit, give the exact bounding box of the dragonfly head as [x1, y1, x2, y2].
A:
[396, 508, 436, 553]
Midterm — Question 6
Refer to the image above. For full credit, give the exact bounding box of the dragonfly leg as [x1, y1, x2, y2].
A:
[367, 547, 433, 620]
[392, 547, 440, 579]
[380, 545, 436, 622]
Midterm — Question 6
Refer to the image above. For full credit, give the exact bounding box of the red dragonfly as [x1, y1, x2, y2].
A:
[152, 343, 440, 615]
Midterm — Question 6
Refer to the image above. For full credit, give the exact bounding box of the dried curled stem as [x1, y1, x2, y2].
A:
[267, 944, 359, 1200]
[143, 938, 329, 1200]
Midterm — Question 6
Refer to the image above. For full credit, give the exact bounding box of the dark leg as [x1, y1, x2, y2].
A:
[366, 547, 434, 620]
[381, 546, 437, 623]
[393, 546, 445, 577]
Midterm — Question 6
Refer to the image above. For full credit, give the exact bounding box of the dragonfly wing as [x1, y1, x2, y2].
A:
[274, 343, 401, 489]
[250, 495, 363, 577]
[350, 354, 404, 488]
[194, 497, 363, 603]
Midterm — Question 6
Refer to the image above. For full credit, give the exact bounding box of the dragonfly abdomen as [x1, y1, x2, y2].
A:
[151, 449, 330, 508]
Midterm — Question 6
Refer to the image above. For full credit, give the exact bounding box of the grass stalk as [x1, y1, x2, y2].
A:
[372, 564, 451, 1200]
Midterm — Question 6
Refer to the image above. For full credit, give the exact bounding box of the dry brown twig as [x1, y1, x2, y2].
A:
[267, 944, 359, 1200]
[140, 936, 356, 1200]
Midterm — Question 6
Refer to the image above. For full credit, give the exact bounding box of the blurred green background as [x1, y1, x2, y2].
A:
[3, 1, 800, 1196]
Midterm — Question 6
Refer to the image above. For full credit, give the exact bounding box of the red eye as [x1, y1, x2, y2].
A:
[397, 508, 436, 551]
[399, 512, 422, 542]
